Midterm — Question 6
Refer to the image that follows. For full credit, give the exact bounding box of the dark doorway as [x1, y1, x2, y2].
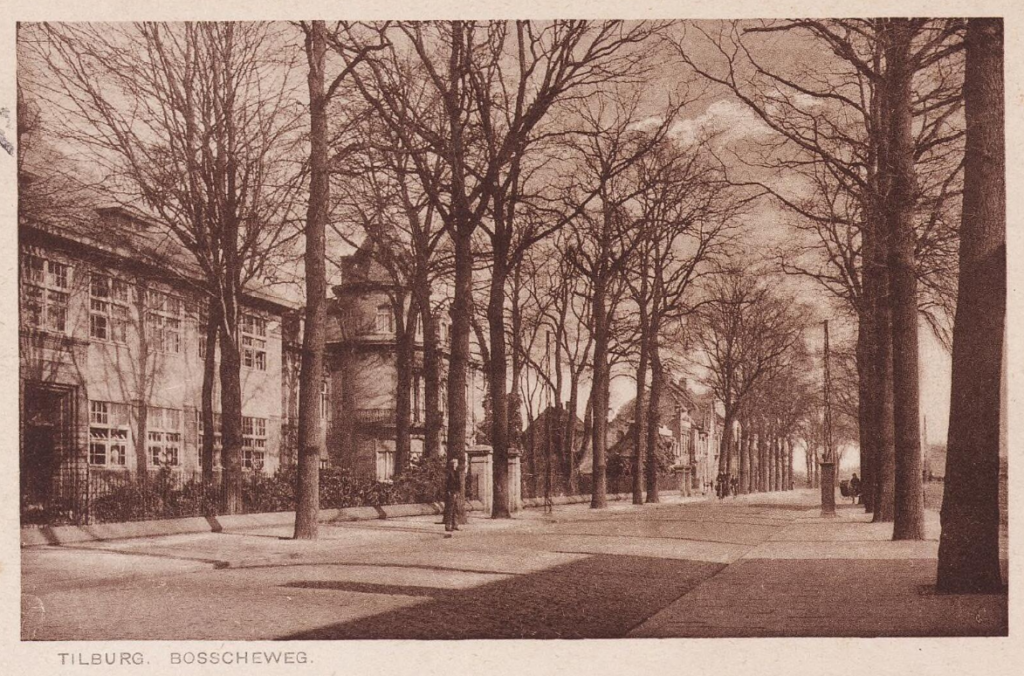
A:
[22, 383, 81, 524]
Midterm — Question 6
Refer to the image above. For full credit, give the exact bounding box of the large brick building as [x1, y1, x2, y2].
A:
[20, 205, 488, 518]
[19, 205, 299, 512]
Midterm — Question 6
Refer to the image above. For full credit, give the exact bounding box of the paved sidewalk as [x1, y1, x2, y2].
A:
[630, 492, 1009, 637]
[21, 490, 1008, 639]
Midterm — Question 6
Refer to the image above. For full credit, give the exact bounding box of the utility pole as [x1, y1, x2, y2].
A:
[820, 320, 837, 517]
[544, 330, 554, 514]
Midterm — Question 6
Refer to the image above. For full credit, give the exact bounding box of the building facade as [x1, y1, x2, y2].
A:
[324, 240, 487, 481]
[19, 207, 297, 515]
[604, 376, 719, 492]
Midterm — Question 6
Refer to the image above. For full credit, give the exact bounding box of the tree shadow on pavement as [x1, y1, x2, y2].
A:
[278, 554, 723, 639]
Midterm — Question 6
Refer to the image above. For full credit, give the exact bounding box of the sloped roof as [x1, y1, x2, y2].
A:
[21, 181, 297, 313]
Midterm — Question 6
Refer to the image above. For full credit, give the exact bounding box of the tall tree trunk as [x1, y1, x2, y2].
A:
[749, 430, 757, 493]
[743, 426, 754, 493]
[870, 232, 897, 520]
[937, 18, 1005, 593]
[870, 62, 897, 523]
[737, 424, 748, 495]
[420, 294, 442, 459]
[788, 438, 795, 490]
[526, 411, 537, 498]
[509, 265, 526, 454]
[806, 439, 814, 488]
[565, 375, 580, 494]
[718, 410, 735, 477]
[774, 434, 783, 492]
[645, 344, 663, 503]
[134, 282, 151, 485]
[219, 320, 243, 515]
[487, 253, 511, 518]
[885, 19, 925, 540]
[201, 299, 221, 482]
[590, 278, 610, 509]
[856, 314, 876, 512]
[294, 21, 328, 540]
[632, 332, 649, 505]
[393, 296, 415, 479]
[446, 228, 473, 514]
[759, 430, 769, 491]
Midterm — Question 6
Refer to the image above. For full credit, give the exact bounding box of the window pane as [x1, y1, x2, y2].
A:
[91, 275, 109, 298]
[111, 403, 130, 426]
[24, 255, 44, 283]
[48, 304, 68, 332]
[49, 262, 69, 289]
[90, 314, 108, 340]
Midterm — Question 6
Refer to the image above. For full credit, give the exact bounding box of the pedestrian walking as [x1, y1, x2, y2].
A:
[443, 457, 461, 537]
[850, 473, 862, 504]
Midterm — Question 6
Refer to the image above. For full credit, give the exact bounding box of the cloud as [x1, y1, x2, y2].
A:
[669, 99, 772, 147]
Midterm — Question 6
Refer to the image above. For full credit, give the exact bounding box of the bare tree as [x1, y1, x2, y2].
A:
[26, 22, 305, 513]
[694, 267, 805, 481]
[937, 18, 1005, 593]
[673, 20, 964, 525]
[562, 93, 681, 508]
[335, 21, 670, 517]
[623, 137, 742, 502]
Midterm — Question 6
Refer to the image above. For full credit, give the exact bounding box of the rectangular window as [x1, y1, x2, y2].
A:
[320, 379, 330, 421]
[196, 410, 223, 467]
[241, 313, 267, 371]
[198, 302, 215, 360]
[147, 406, 181, 466]
[375, 305, 394, 334]
[147, 289, 182, 354]
[89, 401, 130, 466]
[21, 254, 71, 333]
[90, 274, 130, 343]
[242, 416, 267, 470]
[376, 446, 395, 483]
[413, 374, 423, 423]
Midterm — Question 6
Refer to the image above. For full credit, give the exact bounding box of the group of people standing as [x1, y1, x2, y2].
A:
[714, 472, 739, 499]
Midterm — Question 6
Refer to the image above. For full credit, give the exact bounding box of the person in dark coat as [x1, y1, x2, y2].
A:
[850, 473, 862, 504]
[443, 457, 461, 535]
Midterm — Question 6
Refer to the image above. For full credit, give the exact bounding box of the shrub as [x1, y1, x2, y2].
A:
[390, 456, 446, 504]
[243, 467, 296, 513]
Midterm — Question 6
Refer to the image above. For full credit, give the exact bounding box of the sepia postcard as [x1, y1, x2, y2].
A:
[1, 1, 1021, 675]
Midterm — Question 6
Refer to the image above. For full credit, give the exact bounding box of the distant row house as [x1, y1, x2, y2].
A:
[603, 375, 720, 493]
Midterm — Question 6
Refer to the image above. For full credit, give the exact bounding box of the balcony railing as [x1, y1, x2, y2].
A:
[353, 407, 395, 425]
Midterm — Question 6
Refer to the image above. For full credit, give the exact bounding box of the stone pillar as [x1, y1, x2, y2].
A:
[674, 465, 690, 497]
[508, 448, 522, 513]
[819, 461, 836, 517]
[467, 445, 493, 516]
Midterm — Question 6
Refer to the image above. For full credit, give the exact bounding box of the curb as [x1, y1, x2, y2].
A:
[21, 490, 697, 547]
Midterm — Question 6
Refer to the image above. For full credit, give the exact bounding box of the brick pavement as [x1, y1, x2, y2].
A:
[21, 489, 1008, 639]
[630, 493, 1009, 637]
